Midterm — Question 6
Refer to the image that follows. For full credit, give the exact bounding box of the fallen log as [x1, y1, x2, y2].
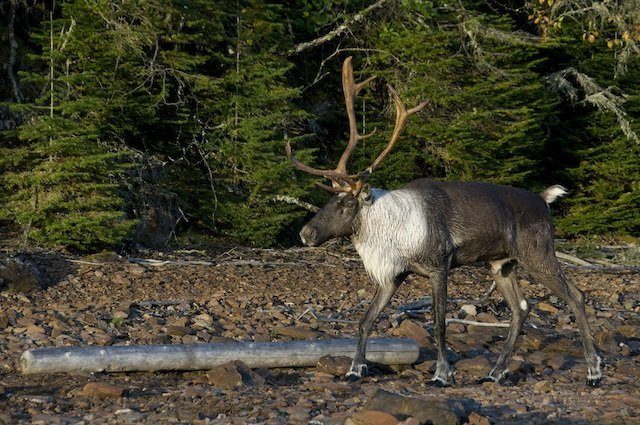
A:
[21, 337, 419, 375]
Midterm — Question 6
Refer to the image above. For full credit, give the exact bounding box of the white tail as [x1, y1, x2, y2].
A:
[540, 185, 568, 204]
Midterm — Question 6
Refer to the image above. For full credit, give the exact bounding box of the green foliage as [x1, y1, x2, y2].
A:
[1, 0, 149, 250]
[0, 0, 638, 250]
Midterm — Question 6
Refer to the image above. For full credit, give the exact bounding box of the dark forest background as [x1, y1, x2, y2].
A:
[0, 0, 638, 252]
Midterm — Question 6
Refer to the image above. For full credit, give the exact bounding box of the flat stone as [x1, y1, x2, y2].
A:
[80, 382, 125, 398]
[316, 355, 352, 376]
[467, 412, 491, 425]
[414, 360, 436, 374]
[307, 382, 355, 394]
[114, 408, 143, 423]
[206, 360, 257, 388]
[192, 313, 214, 329]
[26, 325, 45, 336]
[460, 304, 477, 317]
[112, 311, 128, 319]
[181, 334, 198, 344]
[537, 302, 559, 314]
[286, 405, 310, 422]
[391, 319, 431, 347]
[166, 325, 194, 337]
[363, 389, 459, 425]
[455, 356, 492, 375]
[546, 354, 575, 370]
[532, 380, 552, 392]
[594, 330, 622, 354]
[475, 312, 498, 323]
[274, 326, 322, 340]
[617, 324, 639, 340]
[398, 418, 420, 425]
[346, 410, 399, 425]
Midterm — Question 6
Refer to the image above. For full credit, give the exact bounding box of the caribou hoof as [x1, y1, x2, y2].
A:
[477, 376, 500, 385]
[344, 373, 361, 383]
[425, 378, 448, 388]
[344, 364, 368, 382]
[587, 377, 602, 387]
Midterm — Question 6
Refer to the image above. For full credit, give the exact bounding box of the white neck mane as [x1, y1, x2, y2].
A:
[352, 188, 429, 286]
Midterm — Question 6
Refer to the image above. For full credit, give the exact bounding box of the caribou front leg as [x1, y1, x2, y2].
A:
[346, 279, 400, 382]
[426, 267, 453, 387]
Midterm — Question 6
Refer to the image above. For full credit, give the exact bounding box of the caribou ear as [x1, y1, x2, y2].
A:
[360, 184, 373, 204]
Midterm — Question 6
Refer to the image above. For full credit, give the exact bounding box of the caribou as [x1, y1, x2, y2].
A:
[286, 56, 602, 387]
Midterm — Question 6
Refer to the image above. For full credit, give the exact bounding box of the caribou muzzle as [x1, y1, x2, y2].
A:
[299, 225, 320, 247]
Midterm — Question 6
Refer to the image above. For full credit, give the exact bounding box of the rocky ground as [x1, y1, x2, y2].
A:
[0, 245, 639, 424]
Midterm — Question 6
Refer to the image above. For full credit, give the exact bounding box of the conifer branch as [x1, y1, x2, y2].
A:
[548, 67, 639, 144]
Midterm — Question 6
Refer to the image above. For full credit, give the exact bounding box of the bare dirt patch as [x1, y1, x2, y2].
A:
[0, 247, 639, 424]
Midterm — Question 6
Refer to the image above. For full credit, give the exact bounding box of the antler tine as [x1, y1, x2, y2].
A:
[365, 85, 428, 174]
[316, 181, 354, 193]
[285, 141, 358, 187]
[336, 56, 376, 175]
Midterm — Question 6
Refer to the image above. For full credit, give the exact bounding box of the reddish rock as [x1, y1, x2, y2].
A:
[617, 324, 639, 340]
[455, 356, 492, 375]
[391, 319, 431, 347]
[316, 355, 352, 376]
[594, 330, 622, 354]
[475, 312, 498, 323]
[468, 412, 491, 425]
[206, 360, 258, 388]
[414, 360, 436, 374]
[307, 382, 355, 394]
[537, 302, 559, 314]
[363, 389, 459, 425]
[80, 382, 125, 398]
[546, 354, 575, 370]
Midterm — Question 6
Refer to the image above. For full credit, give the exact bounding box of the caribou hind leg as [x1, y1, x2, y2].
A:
[478, 260, 529, 384]
[527, 265, 602, 387]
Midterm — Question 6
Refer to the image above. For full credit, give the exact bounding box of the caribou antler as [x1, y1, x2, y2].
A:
[286, 56, 426, 195]
[336, 56, 377, 175]
[365, 85, 428, 174]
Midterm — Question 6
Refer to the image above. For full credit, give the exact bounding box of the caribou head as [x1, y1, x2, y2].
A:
[286, 56, 427, 247]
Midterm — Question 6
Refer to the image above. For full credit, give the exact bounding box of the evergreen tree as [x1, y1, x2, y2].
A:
[183, 0, 312, 246]
[1, 1, 167, 250]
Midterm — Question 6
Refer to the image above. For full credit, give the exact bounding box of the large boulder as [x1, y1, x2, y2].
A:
[0, 256, 43, 292]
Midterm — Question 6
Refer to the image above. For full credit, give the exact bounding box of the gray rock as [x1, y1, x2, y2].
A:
[0, 256, 43, 292]
[460, 304, 477, 317]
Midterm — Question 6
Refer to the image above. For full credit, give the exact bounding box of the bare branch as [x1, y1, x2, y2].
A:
[271, 195, 320, 213]
[289, 0, 391, 56]
[7, 0, 23, 103]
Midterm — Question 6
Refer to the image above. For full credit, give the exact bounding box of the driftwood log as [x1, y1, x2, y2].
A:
[22, 337, 419, 374]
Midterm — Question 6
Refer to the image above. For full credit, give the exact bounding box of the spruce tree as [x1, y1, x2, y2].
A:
[1, 1, 168, 250]
[183, 0, 312, 246]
